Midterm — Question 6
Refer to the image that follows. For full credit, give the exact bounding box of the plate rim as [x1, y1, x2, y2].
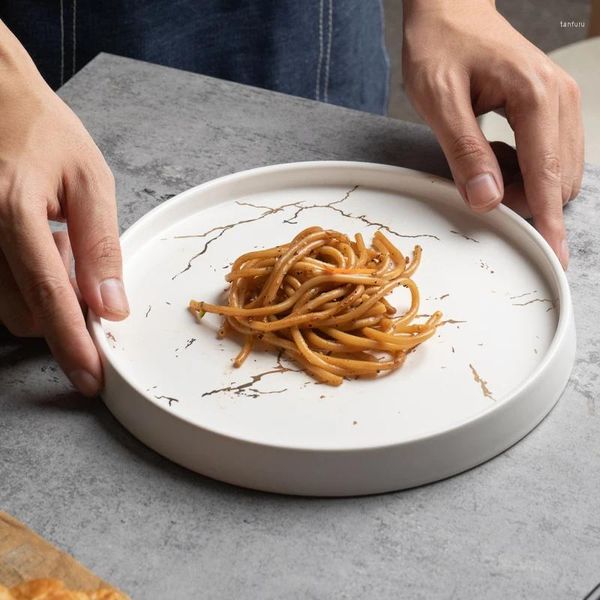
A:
[89, 160, 573, 452]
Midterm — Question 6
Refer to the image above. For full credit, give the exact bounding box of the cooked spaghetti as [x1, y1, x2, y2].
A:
[189, 227, 442, 386]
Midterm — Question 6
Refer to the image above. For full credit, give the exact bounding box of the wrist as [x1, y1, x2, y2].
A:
[0, 20, 45, 88]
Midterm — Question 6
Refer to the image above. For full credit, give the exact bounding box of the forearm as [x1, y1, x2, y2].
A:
[403, 0, 495, 19]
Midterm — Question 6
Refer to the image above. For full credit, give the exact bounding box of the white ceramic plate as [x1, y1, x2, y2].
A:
[90, 161, 575, 496]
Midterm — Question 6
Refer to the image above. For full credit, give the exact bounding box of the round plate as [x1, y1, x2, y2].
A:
[89, 161, 575, 496]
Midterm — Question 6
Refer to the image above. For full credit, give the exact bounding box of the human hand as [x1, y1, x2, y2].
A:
[402, 0, 583, 268]
[0, 22, 128, 395]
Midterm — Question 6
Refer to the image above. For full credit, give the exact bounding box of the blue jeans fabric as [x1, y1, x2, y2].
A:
[0, 1, 389, 114]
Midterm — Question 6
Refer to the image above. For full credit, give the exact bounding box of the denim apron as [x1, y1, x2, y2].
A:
[0, 0, 389, 114]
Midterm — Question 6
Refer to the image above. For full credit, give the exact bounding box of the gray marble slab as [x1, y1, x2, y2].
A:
[1, 54, 599, 600]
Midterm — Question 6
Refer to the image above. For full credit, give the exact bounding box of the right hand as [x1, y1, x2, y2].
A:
[402, 0, 584, 269]
[0, 22, 129, 396]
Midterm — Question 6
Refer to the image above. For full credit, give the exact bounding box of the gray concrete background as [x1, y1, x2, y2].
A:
[384, 0, 591, 121]
[1, 54, 599, 599]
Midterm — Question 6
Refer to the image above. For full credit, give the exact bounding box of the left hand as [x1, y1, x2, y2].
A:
[402, 0, 584, 268]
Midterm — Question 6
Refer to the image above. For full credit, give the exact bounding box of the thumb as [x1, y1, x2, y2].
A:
[65, 162, 129, 321]
[424, 82, 504, 212]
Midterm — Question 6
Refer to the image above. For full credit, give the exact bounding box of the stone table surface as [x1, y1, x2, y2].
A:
[1, 54, 599, 600]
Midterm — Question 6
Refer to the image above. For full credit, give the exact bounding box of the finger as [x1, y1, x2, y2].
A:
[558, 72, 584, 204]
[0, 233, 82, 337]
[489, 142, 531, 217]
[53, 229, 72, 272]
[65, 159, 129, 320]
[0, 250, 41, 337]
[53, 229, 82, 302]
[510, 79, 568, 268]
[0, 199, 102, 395]
[419, 74, 504, 212]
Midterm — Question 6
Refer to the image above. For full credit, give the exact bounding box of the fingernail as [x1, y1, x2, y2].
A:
[465, 173, 501, 210]
[559, 239, 570, 270]
[69, 369, 100, 396]
[100, 278, 129, 316]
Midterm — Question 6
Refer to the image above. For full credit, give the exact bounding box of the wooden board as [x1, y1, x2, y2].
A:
[0, 512, 124, 595]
